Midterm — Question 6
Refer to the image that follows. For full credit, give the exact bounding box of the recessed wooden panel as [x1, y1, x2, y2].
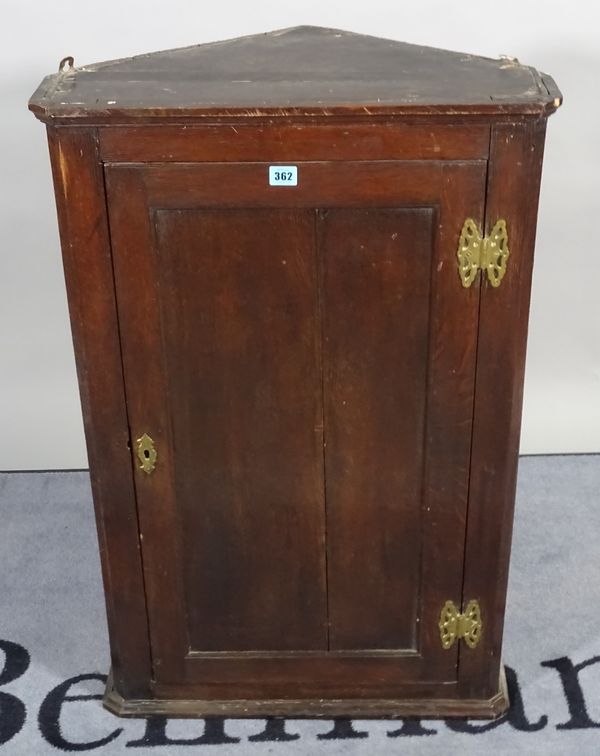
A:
[153, 207, 328, 652]
[320, 208, 434, 651]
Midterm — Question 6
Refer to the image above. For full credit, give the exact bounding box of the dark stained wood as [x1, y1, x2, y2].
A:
[458, 119, 548, 699]
[31, 32, 561, 718]
[45, 127, 152, 698]
[154, 207, 328, 654]
[29, 27, 561, 124]
[99, 123, 490, 162]
[321, 207, 433, 652]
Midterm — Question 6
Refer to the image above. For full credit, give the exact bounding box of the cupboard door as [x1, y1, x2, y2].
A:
[105, 159, 485, 698]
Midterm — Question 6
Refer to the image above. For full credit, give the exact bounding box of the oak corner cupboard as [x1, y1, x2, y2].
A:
[29, 25, 561, 719]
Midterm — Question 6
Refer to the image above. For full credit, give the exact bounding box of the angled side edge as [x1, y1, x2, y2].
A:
[46, 126, 152, 698]
[458, 118, 548, 698]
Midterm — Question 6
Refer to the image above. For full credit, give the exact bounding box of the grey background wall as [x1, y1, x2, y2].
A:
[1, 0, 598, 469]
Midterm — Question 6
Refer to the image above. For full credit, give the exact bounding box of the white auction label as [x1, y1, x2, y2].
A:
[269, 166, 298, 186]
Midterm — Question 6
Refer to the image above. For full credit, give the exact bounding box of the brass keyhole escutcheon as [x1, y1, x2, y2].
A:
[136, 433, 157, 474]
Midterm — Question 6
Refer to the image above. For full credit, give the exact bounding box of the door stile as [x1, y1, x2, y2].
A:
[104, 166, 190, 682]
[416, 163, 486, 679]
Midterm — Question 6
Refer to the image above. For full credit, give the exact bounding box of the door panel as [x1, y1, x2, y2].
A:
[105, 160, 486, 697]
[154, 208, 327, 652]
[320, 208, 434, 651]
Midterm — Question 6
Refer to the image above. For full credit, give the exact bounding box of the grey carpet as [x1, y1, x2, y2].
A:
[0, 455, 599, 754]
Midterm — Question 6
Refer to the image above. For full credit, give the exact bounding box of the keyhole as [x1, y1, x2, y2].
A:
[136, 434, 155, 473]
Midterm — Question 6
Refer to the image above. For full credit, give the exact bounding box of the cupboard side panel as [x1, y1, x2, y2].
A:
[46, 126, 152, 698]
[459, 119, 547, 698]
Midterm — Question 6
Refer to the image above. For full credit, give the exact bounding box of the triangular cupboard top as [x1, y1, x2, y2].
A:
[29, 26, 562, 123]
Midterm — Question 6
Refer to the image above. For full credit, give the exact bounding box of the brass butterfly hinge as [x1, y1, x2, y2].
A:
[457, 218, 509, 288]
[136, 433, 157, 474]
[439, 599, 482, 650]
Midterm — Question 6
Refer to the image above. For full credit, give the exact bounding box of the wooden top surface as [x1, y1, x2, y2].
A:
[29, 26, 562, 123]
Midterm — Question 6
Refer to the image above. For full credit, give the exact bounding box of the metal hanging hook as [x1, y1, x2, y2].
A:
[58, 56, 75, 73]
